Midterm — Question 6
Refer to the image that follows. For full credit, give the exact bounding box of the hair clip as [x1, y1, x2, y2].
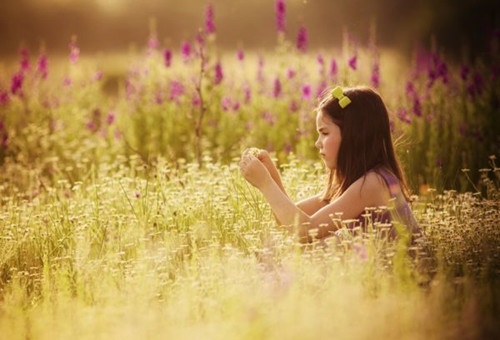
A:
[331, 86, 351, 108]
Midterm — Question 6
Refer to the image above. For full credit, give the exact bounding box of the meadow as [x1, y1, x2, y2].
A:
[0, 3, 499, 339]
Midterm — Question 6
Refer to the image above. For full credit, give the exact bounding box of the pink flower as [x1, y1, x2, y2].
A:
[205, 3, 215, 35]
[69, 39, 80, 64]
[36, 53, 48, 79]
[148, 37, 159, 50]
[0, 90, 9, 106]
[243, 83, 251, 104]
[263, 111, 276, 125]
[10, 71, 24, 95]
[19, 48, 30, 72]
[221, 96, 232, 111]
[164, 49, 172, 67]
[371, 62, 380, 88]
[107, 111, 115, 125]
[329, 58, 338, 79]
[273, 77, 282, 98]
[94, 71, 103, 81]
[301, 84, 311, 99]
[317, 54, 325, 75]
[214, 61, 223, 85]
[237, 49, 244, 61]
[275, 0, 286, 33]
[192, 93, 201, 106]
[169, 81, 185, 101]
[348, 55, 357, 70]
[287, 68, 296, 79]
[181, 41, 192, 62]
[296, 26, 308, 53]
[63, 77, 72, 87]
[289, 100, 299, 112]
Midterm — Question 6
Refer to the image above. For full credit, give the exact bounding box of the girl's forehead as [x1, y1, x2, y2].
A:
[316, 110, 333, 126]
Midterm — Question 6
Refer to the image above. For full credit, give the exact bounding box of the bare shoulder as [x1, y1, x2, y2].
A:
[345, 171, 391, 207]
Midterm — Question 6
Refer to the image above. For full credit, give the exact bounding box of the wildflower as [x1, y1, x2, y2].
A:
[19, 48, 30, 72]
[181, 41, 191, 62]
[205, 3, 215, 35]
[263, 111, 275, 125]
[301, 84, 311, 100]
[460, 65, 470, 82]
[317, 54, 325, 75]
[192, 93, 200, 106]
[348, 55, 357, 70]
[1, 132, 8, 148]
[273, 77, 282, 98]
[412, 97, 422, 117]
[286, 68, 295, 79]
[371, 62, 380, 88]
[397, 108, 411, 124]
[243, 83, 251, 104]
[275, 0, 286, 33]
[135, 192, 140, 199]
[0, 90, 9, 106]
[296, 26, 308, 53]
[284, 143, 292, 154]
[147, 36, 159, 56]
[94, 71, 103, 81]
[164, 48, 172, 67]
[10, 71, 24, 95]
[106, 111, 115, 125]
[36, 53, 48, 79]
[329, 58, 338, 79]
[63, 77, 72, 87]
[257, 56, 265, 83]
[169, 81, 185, 101]
[289, 100, 299, 112]
[221, 96, 232, 111]
[237, 48, 244, 61]
[214, 61, 223, 85]
[405, 81, 416, 97]
[316, 81, 327, 98]
[69, 39, 80, 64]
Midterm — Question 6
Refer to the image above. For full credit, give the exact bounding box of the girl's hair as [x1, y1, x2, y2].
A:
[318, 86, 411, 202]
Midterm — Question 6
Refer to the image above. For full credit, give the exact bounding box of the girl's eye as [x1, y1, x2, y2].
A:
[321, 132, 328, 136]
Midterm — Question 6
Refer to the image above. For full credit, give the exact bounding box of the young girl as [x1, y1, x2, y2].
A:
[239, 86, 421, 243]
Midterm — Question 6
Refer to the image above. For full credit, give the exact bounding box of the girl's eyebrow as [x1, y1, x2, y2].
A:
[317, 127, 327, 132]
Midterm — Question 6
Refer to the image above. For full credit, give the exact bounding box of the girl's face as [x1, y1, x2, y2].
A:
[315, 110, 342, 170]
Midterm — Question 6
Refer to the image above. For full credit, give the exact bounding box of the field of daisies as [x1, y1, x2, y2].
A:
[0, 2, 499, 339]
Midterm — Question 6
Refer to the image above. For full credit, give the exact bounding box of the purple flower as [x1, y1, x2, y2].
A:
[1, 132, 8, 149]
[86, 120, 96, 132]
[276, 0, 286, 33]
[0, 90, 9, 106]
[405, 81, 416, 97]
[214, 61, 223, 85]
[371, 63, 380, 88]
[289, 100, 299, 112]
[163, 49, 172, 67]
[317, 54, 325, 75]
[273, 77, 282, 98]
[19, 48, 30, 72]
[169, 81, 185, 101]
[263, 111, 275, 125]
[329, 58, 338, 79]
[148, 37, 159, 50]
[412, 97, 422, 117]
[284, 143, 292, 155]
[467, 72, 485, 98]
[10, 71, 24, 95]
[237, 49, 244, 61]
[69, 39, 80, 64]
[301, 84, 311, 99]
[397, 108, 411, 124]
[63, 77, 72, 87]
[94, 71, 103, 81]
[243, 83, 251, 104]
[348, 55, 357, 70]
[221, 96, 232, 111]
[36, 53, 48, 79]
[286, 68, 296, 79]
[205, 3, 215, 35]
[296, 26, 308, 53]
[192, 93, 201, 106]
[107, 111, 115, 125]
[181, 41, 192, 62]
[232, 101, 240, 112]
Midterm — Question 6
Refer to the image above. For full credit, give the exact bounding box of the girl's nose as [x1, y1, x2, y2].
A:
[315, 138, 321, 149]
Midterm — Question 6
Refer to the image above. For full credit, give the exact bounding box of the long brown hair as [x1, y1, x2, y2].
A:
[319, 86, 411, 202]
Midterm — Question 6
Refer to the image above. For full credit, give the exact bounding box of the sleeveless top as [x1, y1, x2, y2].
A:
[335, 167, 422, 242]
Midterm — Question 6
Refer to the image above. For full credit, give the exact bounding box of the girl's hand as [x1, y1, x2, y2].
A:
[243, 148, 277, 173]
[239, 154, 272, 189]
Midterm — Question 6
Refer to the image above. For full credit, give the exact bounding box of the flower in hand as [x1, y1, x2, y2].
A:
[239, 153, 272, 189]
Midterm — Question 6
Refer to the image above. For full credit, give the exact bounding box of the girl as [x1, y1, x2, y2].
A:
[239, 86, 420, 243]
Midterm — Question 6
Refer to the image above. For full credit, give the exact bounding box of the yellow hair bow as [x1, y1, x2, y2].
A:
[331, 86, 351, 108]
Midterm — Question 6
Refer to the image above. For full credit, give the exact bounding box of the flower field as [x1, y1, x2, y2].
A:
[0, 2, 499, 339]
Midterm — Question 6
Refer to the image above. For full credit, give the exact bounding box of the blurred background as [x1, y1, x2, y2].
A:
[0, 0, 498, 58]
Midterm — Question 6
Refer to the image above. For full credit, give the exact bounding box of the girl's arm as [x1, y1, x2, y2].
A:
[239, 156, 388, 242]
